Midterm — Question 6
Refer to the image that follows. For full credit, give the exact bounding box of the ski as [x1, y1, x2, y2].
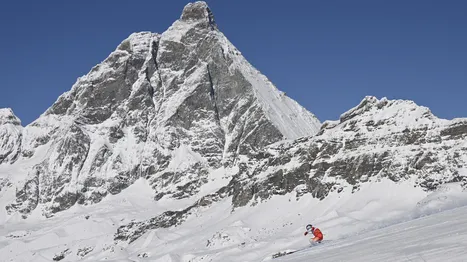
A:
[271, 241, 328, 259]
[272, 250, 299, 259]
[271, 245, 313, 259]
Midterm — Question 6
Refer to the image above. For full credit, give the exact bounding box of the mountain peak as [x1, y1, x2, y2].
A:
[180, 1, 216, 29]
[319, 96, 442, 138]
[0, 108, 21, 126]
[4, 0, 321, 220]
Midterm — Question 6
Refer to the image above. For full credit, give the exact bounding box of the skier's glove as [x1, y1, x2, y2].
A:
[304, 232, 308, 236]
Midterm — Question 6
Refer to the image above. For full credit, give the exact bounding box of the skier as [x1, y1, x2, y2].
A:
[304, 224, 323, 243]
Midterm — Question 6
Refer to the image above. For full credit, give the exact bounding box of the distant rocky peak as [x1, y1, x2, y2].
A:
[180, 1, 217, 29]
[160, 1, 217, 47]
[0, 108, 21, 126]
[340, 96, 436, 124]
[318, 96, 442, 137]
[3, 1, 323, 218]
[339, 96, 389, 123]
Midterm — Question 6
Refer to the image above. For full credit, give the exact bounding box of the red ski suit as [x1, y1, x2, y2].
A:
[304, 227, 323, 242]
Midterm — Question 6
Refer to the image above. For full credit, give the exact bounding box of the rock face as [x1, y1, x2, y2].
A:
[0, 108, 22, 165]
[0, 1, 320, 218]
[230, 96, 467, 207]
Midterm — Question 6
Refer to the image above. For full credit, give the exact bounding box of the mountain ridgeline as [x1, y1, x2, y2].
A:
[1, 1, 466, 245]
[0, 2, 320, 218]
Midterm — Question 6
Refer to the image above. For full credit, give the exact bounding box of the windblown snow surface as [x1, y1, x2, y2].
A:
[1, 175, 467, 262]
[276, 205, 467, 262]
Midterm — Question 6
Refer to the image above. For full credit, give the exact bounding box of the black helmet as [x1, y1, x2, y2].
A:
[306, 224, 312, 230]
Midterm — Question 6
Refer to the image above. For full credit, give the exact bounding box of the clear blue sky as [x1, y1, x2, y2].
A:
[1, 0, 466, 125]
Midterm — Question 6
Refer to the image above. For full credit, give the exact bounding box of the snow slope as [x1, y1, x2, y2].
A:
[1, 178, 466, 261]
[278, 205, 467, 262]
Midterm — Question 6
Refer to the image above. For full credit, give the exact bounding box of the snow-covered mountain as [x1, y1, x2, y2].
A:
[1, 2, 467, 262]
[114, 96, 467, 244]
[0, 1, 320, 219]
[233, 96, 467, 204]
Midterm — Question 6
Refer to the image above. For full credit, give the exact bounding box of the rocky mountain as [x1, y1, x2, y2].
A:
[238, 96, 467, 201]
[0, 1, 320, 219]
[114, 96, 467, 242]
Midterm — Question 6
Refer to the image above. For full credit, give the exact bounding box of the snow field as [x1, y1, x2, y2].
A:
[1, 177, 466, 261]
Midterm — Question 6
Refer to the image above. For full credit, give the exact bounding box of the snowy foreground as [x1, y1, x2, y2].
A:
[1, 178, 467, 262]
[276, 205, 467, 262]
